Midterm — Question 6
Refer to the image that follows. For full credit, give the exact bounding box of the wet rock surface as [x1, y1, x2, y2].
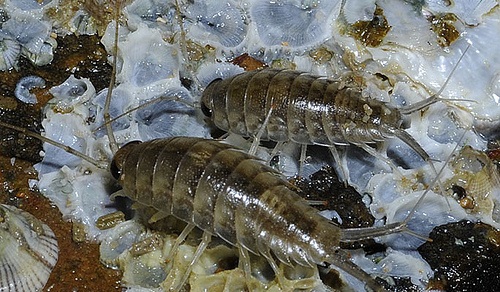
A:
[418, 220, 500, 291]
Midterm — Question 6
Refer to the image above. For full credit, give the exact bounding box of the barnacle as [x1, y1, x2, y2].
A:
[185, 0, 247, 49]
[2, 14, 56, 66]
[0, 35, 20, 70]
[105, 24, 180, 87]
[250, 0, 337, 49]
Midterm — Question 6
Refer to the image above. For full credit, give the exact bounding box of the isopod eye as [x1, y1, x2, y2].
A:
[110, 141, 142, 180]
[200, 101, 213, 117]
[109, 159, 121, 180]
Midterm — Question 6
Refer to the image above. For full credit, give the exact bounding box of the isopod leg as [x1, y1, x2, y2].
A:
[267, 141, 285, 167]
[171, 231, 212, 292]
[327, 249, 390, 292]
[328, 145, 349, 186]
[259, 248, 288, 289]
[166, 223, 196, 264]
[249, 106, 275, 156]
[238, 246, 256, 289]
[299, 144, 307, 177]
[147, 211, 169, 223]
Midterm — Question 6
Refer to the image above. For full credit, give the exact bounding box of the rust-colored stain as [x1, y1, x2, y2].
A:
[231, 53, 267, 71]
[348, 6, 391, 47]
[0, 33, 121, 291]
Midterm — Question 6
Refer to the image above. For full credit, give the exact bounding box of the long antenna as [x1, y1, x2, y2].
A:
[400, 44, 472, 115]
[0, 121, 108, 169]
[103, 0, 121, 154]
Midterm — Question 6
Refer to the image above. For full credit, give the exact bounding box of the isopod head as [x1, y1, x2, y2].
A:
[110, 140, 142, 180]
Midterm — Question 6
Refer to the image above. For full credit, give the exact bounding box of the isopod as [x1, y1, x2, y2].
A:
[0, 2, 474, 291]
[199, 46, 470, 180]
[104, 135, 424, 291]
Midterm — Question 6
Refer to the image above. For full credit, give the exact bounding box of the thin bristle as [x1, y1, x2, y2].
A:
[402, 130, 467, 226]
[393, 129, 446, 195]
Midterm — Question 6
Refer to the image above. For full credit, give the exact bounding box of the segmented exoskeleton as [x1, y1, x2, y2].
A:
[199, 63, 465, 179]
[1, 117, 420, 291]
[201, 68, 407, 147]
[110, 136, 412, 291]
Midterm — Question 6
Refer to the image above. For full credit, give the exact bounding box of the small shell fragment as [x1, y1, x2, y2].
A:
[96, 211, 125, 230]
[0, 204, 59, 292]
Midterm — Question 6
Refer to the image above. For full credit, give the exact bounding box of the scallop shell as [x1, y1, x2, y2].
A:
[0, 204, 59, 292]
[0, 34, 21, 71]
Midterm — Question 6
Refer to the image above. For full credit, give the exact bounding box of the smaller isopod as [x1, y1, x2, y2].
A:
[200, 45, 471, 182]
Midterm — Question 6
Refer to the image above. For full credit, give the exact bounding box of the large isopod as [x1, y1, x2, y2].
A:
[201, 68, 408, 147]
[108, 136, 417, 291]
[0, 115, 421, 291]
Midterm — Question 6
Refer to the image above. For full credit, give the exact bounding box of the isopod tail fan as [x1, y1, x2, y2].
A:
[393, 129, 446, 195]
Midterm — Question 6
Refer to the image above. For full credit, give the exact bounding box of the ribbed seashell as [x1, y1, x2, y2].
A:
[2, 14, 51, 56]
[0, 34, 21, 71]
[426, 0, 497, 26]
[0, 204, 59, 292]
[185, 0, 248, 48]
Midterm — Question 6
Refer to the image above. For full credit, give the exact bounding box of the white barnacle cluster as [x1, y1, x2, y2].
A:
[0, 0, 58, 70]
[3, 0, 500, 291]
